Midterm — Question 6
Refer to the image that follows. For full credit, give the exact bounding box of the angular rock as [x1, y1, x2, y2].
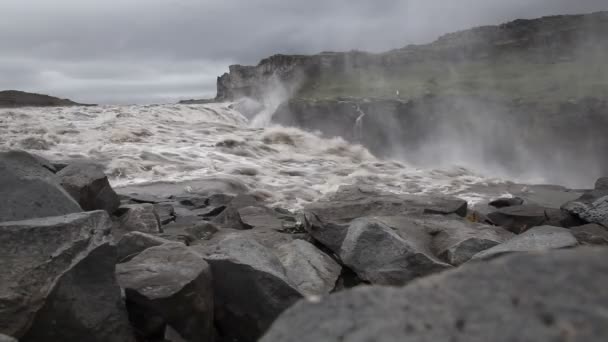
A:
[57, 162, 120, 214]
[423, 215, 514, 265]
[118, 203, 163, 234]
[0, 334, 17, 342]
[570, 224, 608, 245]
[162, 221, 219, 245]
[261, 248, 608, 342]
[21, 244, 135, 342]
[154, 203, 176, 225]
[339, 217, 451, 285]
[301, 211, 349, 252]
[472, 226, 578, 260]
[238, 206, 284, 230]
[212, 194, 260, 229]
[276, 240, 342, 296]
[0, 150, 82, 221]
[306, 185, 468, 225]
[595, 177, 608, 190]
[0, 211, 134, 341]
[489, 196, 524, 208]
[116, 243, 213, 342]
[195, 234, 302, 342]
[562, 191, 608, 227]
[487, 205, 579, 233]
[117, 231, 176, 262]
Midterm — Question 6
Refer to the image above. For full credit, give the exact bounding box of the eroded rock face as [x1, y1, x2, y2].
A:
[57, 162, 120, 214]
[118, 204, 163, 234]
[195, 234, 302, 342]
[487, 205, 579, 233]
[339, 218, 451, 286]
[562, 190, 608, 227]
[0, 211, 133, 341]
[116, 231, 177, 262]
[261, 248, 608, 342]
[0, 150, 82, 222]
[276, 240, 341, 296]
[472, 226, 578, 260]
[569, 224, 608, 246]
[116, 243, 213, 342]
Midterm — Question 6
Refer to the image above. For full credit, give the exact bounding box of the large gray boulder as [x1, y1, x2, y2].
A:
[116, 243, 213, 342]
[569, 224, 608, 246]
[423, 215, 514, 265]
[276, 240, 342, 296]
[305, 185, 468, 225]
[562, 190, 608, 227]
[0, 150, 81, 222]
[261, 248, 608, 342]
[195, 234, 302, 342]
[118, 204, 163, 235]
[339, 218, 451, 285]
[57, 162, 120, 214]
[472, 225, 578, 260]
[488, 205, 579, 233]
[116, 231, 176, 262]
[0, 211, 134, 341]
[595, 177, 608, 190]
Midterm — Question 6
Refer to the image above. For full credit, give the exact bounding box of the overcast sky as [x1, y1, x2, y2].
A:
[1, 0, 606, 104]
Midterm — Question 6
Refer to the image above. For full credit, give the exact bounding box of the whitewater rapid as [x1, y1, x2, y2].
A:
[0, 102, 507, 208]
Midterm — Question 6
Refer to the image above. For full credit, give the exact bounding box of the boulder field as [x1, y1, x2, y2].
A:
[1, 150, 607, 341]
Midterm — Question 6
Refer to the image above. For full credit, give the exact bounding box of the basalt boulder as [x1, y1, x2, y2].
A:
[261, 248, 608, 342]
[0, 150, 82, 222]
[57, 162, 120, 214]
[0, 211, 134, 341]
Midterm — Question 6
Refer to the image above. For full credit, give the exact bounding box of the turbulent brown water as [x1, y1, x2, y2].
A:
[0, 103, 533, 208]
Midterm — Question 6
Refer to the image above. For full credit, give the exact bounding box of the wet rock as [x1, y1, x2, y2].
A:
[116, 231, 176, 262]
[423, 215, 514, 265]
[0, 150, 82, 221]
[21, 243, 135, 342]
[212, 194, 265, 229]
[161, 221, 219, 245]
[0, 211, 134, 341]
[487, 205, 579, 233]
[489, 196, 524, 208]
[570, 224, 608, 245]
[276, 240, 342, 296]
[261, 248, 608, 342]
[306, 185, 467, 225]
[472, 226, 577, 260]
[239, 205, 284, 229]
[154, 203, 176, 225]
[595, 177, 608, 190]
[195, 234, 302, 342]
[339, 217, 451, 285]
[118, 203, 163, 235]
[116, 243, 213, 342]
[57, 162, 120, 214]
[301, 211, 349, 252]
[562, 190, 608, 227]
[0, 334, 17, 342]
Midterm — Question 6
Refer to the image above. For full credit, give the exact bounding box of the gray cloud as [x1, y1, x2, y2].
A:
[1, 0, 606, 104]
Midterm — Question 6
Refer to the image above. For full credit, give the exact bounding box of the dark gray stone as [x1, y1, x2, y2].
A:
[276, 240, 342, 296]
[422, 215, 514, 265]
[562, 191, 608, 227]
[212, 194, 260, 229]
[570, 224, 608, 245]
[595, 177, 608, 190]
[261, 248, 608, 342]
[0, 150, 82, 222]
[472, 226, 578, 260]
[116, 231, 176, 262]
[195, 234, 302, 342]
[0, 211, 134, 341]
[0, 334, 17, 342]
[339, 217, 451, 285]
[306, 185, 468, 225]
[489, 197, 524, 208]
[21, 244, 135, 342]
[488, 205, 579, 233]
[118, 203, 162, 234]
[57, 162, 120, 214]
[116, 243, 213, 342]
[154, 203, 175, 225]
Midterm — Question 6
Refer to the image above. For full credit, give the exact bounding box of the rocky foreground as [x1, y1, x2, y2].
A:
[1, 149, 607, 341]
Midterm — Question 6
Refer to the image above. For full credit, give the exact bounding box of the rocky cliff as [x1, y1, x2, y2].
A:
[0, 90, 94, 107]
